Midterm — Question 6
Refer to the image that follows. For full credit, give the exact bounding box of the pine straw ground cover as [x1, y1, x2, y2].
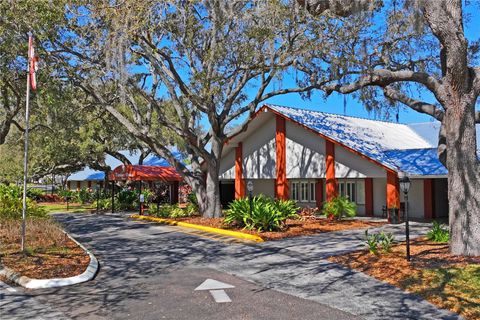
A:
[0, 219, 90, 279]
[167, 215, 385, 240]
[328, 238, 480, 320]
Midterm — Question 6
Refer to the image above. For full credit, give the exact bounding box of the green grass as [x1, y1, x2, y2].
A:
[402, 264, 480, 319]
[38, 202, 94, 213]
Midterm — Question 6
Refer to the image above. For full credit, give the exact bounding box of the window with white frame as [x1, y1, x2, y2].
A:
[337, 180, 365, 205]
[291, 181, 316, 202]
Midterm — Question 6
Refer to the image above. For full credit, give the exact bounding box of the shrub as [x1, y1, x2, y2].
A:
[148, 203, 169, 218]
[187, 192, 197, 206]
[184, 202, 199, 216]
[58, 189, 76, 201]
[94, 198, 112, 211]
[116, 189, 139, 211]
[322, 196, 357, 220]
[148, 203, 197, 218]
[427, 221, 450, 243]
[365, 230, 395, 254]
[78, 188, 93, 204]
[379, 231, 395, 253]
[26, 187, 44, 200]
[0, 184, 48, 220]
[365, 230, 380, 255]
[224, 196, 299, 232]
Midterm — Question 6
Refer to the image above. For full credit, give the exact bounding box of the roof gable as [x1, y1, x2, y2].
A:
[266, 104, 450, 175]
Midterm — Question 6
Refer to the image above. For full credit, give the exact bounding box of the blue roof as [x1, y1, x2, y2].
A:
[384, 149, 447, 176]
[68, 150, 184, 181]
[267, 104, 451, 176]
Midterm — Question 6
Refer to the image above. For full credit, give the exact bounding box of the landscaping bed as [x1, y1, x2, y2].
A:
[163, 216, 385, 240]
[0, 219, 90, 279]
[329, 238, 480, 320]
[38, 202, 95, 213]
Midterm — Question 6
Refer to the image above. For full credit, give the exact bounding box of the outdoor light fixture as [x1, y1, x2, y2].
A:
[399, 172, 411, 194]
[247, 180, 254, 217]
[398, 171, 411, 261]
[247, 180, 254, 193]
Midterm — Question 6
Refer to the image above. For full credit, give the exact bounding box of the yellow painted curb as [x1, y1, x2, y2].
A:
[130, 214, 264, 242]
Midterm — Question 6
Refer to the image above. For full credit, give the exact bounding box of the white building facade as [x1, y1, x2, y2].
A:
[217, 104, 468, 221]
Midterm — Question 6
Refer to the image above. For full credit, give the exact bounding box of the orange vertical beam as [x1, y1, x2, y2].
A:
[365, 178, 374, 216]
[424, 179, 434, 220]
[275, 115, 288, 200]
[67, 181, 71, 190]
[325, 140, 337, 201]
[315, 179, 323, 209]
[235, 142, 245, 199]
[386, 171, 400, 209]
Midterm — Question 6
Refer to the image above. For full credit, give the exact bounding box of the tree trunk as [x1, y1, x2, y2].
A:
[204, 163, 222, 218]
[192, 136, 224, 218]
[444, 97, 480, 256]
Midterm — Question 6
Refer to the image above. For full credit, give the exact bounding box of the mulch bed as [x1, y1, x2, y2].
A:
[1, 238, 90, 279]
[170, 215, 385, 240]
[329, 238, 480, 319]
[0, 219, 90, 279]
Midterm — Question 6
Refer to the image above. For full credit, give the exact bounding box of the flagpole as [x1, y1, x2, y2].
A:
[21, 39, 32, 253]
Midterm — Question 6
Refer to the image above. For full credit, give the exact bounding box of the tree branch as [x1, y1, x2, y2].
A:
[322, 69, 442, 96]
[382, 86, 444, 121]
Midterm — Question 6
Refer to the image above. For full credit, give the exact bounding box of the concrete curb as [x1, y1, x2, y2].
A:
[130, 214, 264, 242]
[0, 232, 99, 289]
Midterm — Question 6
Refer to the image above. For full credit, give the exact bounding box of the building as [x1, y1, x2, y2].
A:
[218, 104, 480, 220]
[67, 150, 182, 190]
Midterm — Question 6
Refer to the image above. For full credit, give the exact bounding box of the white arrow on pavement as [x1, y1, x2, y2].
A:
[195, 279, 235, 303]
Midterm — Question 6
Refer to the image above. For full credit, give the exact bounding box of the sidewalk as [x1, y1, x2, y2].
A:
[209, 221, 462, 320]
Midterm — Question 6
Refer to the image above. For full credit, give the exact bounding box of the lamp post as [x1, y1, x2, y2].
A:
[247, 180, 254, 216]
[398, 171, 411, 261]
[95, 184, 100, 215]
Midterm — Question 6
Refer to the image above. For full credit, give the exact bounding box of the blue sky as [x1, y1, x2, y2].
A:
[252, 4, 480, 125]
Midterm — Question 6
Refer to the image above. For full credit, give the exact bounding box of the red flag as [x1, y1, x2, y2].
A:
[28, 36, 38, 90]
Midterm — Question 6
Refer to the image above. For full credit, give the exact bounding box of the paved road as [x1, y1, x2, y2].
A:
[0, 214, 461, 320]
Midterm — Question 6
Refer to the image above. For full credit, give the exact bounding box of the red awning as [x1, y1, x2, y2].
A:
[109, 165, 182, 182]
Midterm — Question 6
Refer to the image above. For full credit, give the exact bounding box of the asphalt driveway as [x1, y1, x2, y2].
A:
[0, 213, 461, 320]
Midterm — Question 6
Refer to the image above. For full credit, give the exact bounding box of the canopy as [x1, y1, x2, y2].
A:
[109, 165, 182, 182]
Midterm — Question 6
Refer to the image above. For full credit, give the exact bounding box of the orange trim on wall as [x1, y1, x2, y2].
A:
[275, 115, 289, 200]
[235, 142, 245, 199]
[423, 179, 434, 220]
[365, 178, 374, 216]
[262, 106, 395, 173]
[325, 140, 337, 201]
[76, 181, 81, 191]
[386, 171, 400, 209]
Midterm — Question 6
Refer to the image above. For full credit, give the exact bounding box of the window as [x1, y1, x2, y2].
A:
[346, 182, 356, 202]
[310, 182, 316, 202]
[339, 180, 356, 202]
[356, 180, 365, 205]
[301, 182, 309, 202]
[291, 182, 299, 201]
[338, 180, 365, 205]
[291, 181, 316, 202]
